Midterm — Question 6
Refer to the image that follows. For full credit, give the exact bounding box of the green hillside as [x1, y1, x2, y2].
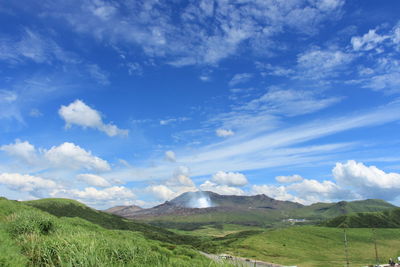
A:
[0, 197, 230, 267]
[322, 208, 400, 228]
[213, 226, 400, 267]
[24, 198, 209, 248]
[289, 199, 396, 219]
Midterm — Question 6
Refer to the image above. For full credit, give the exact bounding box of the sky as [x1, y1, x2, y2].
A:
[1, 0, 400, 209]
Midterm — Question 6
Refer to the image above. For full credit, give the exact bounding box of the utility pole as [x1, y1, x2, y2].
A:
[372, 228, 379, 266]
[343, 228, 350, 267]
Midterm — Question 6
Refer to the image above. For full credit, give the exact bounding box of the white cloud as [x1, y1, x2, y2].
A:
[228, 73, 253, 87]
[76, 173, 111, 187]
[59, 99, 128, 137]
[211, 171, 248, 187]
[54, 186, 135, 201]
[351, 29, 389, 51]
[40, 0, 345, 66]
[0, 173, 57, 192]
[333, 160, 400, 199]
[0, 29, 76, 65]
[146, 166, 197, 201]
[86, 64, 110, 85]
[168, 166, 195, 187]
[146, 184, 177, 201]
[392, 23, 400, 45]
[276, 174, 304, 183]
[29, 108, 43, 118]
[287, 179, 350, 203]
[160, 117, 189, 125]
[199, 180, 245, 195]
[0, 140, 37, 163]
[216, 129, 234, 137]
[297, 48, 353, 79]
[45, 142, 111, 171]
[250, 184, 298, 202]
[242, 88, 341, 117]
[0, 90, 22, 121]
[359, 56, 400, 94]
[165, 150, 176, 162]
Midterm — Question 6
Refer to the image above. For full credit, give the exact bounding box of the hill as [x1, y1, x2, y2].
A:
[23, 198, 213, 249]
[321, 208, 400, 228]
[105, 191, 396, 229]
[104, 204, 142, 217]
[0, 197, 231, 266]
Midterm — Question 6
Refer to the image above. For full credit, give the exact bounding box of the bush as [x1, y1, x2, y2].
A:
[6, 210, 57, 237]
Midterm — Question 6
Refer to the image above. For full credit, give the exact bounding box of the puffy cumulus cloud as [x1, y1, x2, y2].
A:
[45, 142, 111, 171]
[54, 186, 135, 201]
[276, 174, 304, 183]
[287, 179, 352, 204]
[147, 166, 197, 202]
[59, 100, 128, 137]
[250, 184, 299, 202]
[199, 180, 245, 195]
[0, 173, 57, 193]
[211, 171, 248, 187]
[165, 150, 176, 162]
[168, 166, 195, 187]
[146, 185, 177, 201]
[76, 173, 111, 187]
[351, 29, 389, 51]
[0, 140, 37, 163]
[216, 129, 235, 137]
[333, 160, 400, 199]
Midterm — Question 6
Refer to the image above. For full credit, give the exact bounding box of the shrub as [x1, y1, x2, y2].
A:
[6, 210, 57, 237]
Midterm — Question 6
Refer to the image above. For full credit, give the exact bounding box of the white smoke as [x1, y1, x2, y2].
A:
[186, 191, 213, 208]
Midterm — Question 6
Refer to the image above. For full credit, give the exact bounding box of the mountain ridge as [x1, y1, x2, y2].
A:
[105, 191, 397, 228]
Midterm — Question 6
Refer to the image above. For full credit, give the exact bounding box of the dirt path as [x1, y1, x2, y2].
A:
[199, 252, 288, 267]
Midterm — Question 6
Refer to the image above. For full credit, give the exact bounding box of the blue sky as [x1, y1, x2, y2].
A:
[1, 0, 400, 208]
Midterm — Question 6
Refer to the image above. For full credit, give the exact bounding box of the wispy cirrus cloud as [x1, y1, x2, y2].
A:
[31, 0, 346, 66]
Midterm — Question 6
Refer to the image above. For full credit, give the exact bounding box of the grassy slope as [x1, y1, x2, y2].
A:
[0, 197, 232, 267]
[322, 208, 400, 228]
[216, 226, 400, 267]
[24, 198, 213, 250]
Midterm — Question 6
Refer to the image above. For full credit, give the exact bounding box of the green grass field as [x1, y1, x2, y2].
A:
[0, 197, 232, 267]
[214, 226, 400, 267]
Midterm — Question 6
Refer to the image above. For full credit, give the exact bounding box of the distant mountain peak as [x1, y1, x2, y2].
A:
[104, 204, 143, 217]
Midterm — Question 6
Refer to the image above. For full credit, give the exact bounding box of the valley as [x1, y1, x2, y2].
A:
[2, 192, 400, 267]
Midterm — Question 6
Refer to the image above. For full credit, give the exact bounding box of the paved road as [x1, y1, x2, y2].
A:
[199, 252, 289, 267]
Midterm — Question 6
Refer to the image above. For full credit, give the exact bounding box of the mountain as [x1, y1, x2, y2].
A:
[117, 191, 303, 219]
[105, 191, 397, 229]
[321, 208, 400, 228]
[104, 204, 142, 217]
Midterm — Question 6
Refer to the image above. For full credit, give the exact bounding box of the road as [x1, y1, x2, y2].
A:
[199, 252, 291, 267]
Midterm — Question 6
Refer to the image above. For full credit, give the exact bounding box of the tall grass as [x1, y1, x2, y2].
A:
[0, 198, 232, 267]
